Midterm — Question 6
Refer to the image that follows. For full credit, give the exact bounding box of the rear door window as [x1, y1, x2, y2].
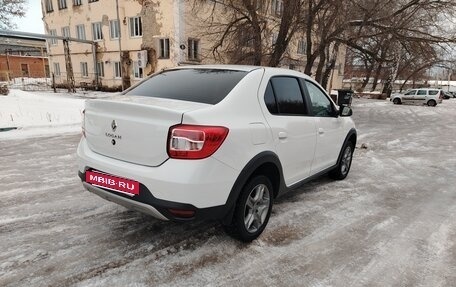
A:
[417, 90, 427, 96]
[269, 77, 308, 115]
[125, 69, 248, 105]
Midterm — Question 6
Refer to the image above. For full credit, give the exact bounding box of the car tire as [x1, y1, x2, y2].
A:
[393, 98, 401, 105]
[224, 175, 273, 242]
[329, 141, 355, 180]
[427, 99, 437, 107]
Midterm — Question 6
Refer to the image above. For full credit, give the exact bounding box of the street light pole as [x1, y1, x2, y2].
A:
[116, 0, 124, 91]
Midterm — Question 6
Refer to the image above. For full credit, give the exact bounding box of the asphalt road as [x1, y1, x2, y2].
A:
[1, 98, 456, 287]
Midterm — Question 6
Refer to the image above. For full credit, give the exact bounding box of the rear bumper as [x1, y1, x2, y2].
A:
[77, 138, 240, 222]
[82, 182, 168, 220]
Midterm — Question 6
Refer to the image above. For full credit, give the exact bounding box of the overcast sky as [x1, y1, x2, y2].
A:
[13, 0, 44, 34]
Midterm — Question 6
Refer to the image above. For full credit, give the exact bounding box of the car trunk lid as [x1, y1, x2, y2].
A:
[84, 95, 210, 166]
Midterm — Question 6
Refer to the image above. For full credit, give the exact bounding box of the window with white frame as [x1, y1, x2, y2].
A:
[96, 62, 104, 77]
[49, 29, 57, 45]
[271, 33, 278, 46]
[132, 61, 143, 78]
[58, 0, 67, 9]
[53, 62, 61, 76]
[129, 17, 142, 37]
[114, 62, 122, 78]
[80, 62, 88, 77]
[73, 0, 82, 6]
[297, 39, 306, 54]
[159, 38, 170, 59]
[109, 20, 120, 39]
[187, 38, 199, 61]
[61, 26, 70, 38]
[271, 0, 283, 16]
[92, 22, 103, 41]
[45, 0, 53, 12]
[76, 24, 86, 40]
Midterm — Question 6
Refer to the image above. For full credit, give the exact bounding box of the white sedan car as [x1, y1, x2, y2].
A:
[391, 88, 443, 106]
[77, 65, 356, 241]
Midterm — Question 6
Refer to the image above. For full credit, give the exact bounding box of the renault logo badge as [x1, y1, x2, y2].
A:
[111, 120, 117, 132]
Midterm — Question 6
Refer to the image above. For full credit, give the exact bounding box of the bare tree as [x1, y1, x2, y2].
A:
[192, 0, 306, 66]
[0, 0, 26, 29]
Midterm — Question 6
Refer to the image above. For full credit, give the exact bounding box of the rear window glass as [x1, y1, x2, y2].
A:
[428, 90, 439, 95]
[125, 69, 248, 105]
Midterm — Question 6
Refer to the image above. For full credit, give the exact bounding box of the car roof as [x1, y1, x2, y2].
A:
[175, 64, 262, 72]
[170, 65, 314, 80]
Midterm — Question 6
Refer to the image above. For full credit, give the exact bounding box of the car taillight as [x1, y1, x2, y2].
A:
[82, 109, 86, 137]
[168, 125, 229, 159]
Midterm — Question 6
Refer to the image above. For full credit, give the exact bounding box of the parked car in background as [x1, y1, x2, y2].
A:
[391, 88, 443, 106]
[442, 91, 452, 100]
[449, 91, 456, 98]
[77, 65, 357, 242]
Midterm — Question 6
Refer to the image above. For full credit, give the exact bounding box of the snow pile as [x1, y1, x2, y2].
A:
[0, 89, 85, 140]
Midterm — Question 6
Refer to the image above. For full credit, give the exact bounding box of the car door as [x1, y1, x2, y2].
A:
[260, 76, 317, 186]
[414, 89, 427, 104]
[303, 79, 346, 174]
[402, 90, 417, 103]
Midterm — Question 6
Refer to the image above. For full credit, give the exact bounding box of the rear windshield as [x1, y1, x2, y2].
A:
[125, 69, 248, 105]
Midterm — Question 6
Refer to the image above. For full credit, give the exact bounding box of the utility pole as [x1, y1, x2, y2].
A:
[5, 49, 11, 83]
[115, 0, 124, 91]
[63, 39, 76, 92]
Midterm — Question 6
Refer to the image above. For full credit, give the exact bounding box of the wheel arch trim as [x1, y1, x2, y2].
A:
[222, 151, 285, 224]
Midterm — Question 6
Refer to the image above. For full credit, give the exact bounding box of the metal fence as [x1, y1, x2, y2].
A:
[0, 76, 52, 91]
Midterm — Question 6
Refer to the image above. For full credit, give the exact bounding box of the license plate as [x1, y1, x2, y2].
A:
[85, 170, 140, 196]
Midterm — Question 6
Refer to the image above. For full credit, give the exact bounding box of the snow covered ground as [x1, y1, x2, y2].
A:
[0, 89, 113, 140]
[0, 98, 456, 286]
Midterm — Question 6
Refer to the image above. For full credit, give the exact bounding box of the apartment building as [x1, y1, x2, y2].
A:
[41, 0, 345, 90]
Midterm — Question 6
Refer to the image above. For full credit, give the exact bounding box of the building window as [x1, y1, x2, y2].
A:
[297, 39, 306, 55]
[76, 24, 86, 40]
[61, 26, 70, 38]
[92, 22, 103, 41]
[73, 0, 82, 6]
[53, 63, 61, 76]
[109, 20, 120, 39]
[80, 62, 88, 77]
[188, 38, 199, 61]
[255, 1, 265, 13]
[132, 61, 143, 78]
[88, 0, 98, 2]
[49, 29, 57, 45]
[159, 38, 170, 59]
[45, 0, 54, 12]
[114, 62, 122, 78]
[58, 0, 67, 10]
[271, 33, 278, 46]
[21, 64, 29, 77]
[271, 0, 283, 16]
[96, 62, 104, 77]
[129, 17, 142, 37]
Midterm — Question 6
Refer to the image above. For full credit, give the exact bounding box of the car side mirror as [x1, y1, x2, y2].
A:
[339, 106, 352, 117]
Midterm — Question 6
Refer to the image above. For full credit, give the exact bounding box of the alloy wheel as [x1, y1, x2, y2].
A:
[244, 184, 271, 233]
[340, 146, 352, 176]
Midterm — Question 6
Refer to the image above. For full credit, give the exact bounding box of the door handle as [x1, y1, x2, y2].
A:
[318, 128, 325, 135]
[278, 132, 287, 139]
